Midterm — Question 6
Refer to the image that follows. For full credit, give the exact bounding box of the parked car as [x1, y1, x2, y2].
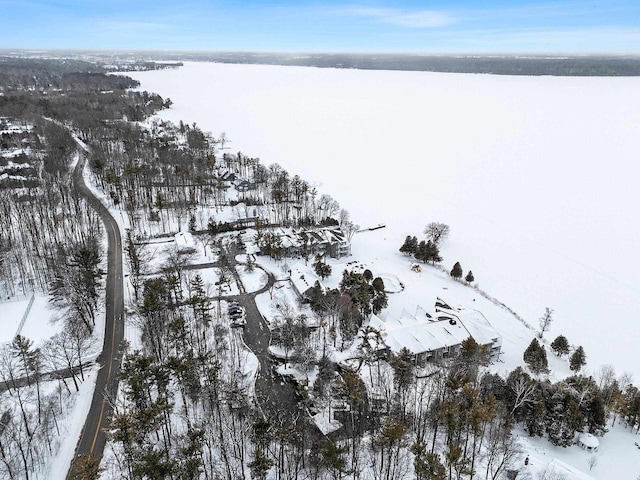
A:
[228, 302, 246, 327]
[230, 316, 246, 327]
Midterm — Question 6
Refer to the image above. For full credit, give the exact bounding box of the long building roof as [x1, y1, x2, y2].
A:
[367, 302, 501, 355]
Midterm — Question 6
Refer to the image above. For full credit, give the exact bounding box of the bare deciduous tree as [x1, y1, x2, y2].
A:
[424, 222, 450, 245]
[509, 373, 538, 416]
[537, 466, 568, 480]
[484, 422, 522, 480]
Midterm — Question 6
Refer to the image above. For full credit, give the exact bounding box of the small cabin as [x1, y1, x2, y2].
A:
[577, 433, 599, 452]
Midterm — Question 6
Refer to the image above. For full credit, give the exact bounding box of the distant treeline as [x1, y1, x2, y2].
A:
[4, 50, 640, 76]
[186, 52, 640, 76]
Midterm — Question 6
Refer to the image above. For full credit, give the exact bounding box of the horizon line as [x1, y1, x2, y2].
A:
[2, 48, 640, 58]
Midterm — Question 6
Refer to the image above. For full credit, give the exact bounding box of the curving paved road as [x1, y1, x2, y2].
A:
[67, 151, 125, 474]
[219, 246, 316, 427]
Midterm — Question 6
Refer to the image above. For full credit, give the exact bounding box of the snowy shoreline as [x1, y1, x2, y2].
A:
[125, 61, 640, 384]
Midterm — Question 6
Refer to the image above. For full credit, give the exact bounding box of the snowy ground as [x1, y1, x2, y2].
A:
[255, 282, 310, 330]
[127, 62, 640, 384]
[0, 295, 33, 342]
[0, 293, 64, 345]
[236, 265, 268, 293]
[515, 419, 640, 480]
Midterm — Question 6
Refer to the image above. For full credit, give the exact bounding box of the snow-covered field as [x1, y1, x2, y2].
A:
[127, 62, 640, 384]
[0, 294, 61, 345]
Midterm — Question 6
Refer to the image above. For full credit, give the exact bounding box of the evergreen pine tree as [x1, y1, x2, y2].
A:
[321, 441, 348, 477]
[412, 443, 447, 480]
[399, 235, 418, 256]
[450, 261, 463, 279]
[249, 418, 273, 480]
[585, 392, 607, 435]
[372, 277, 385, 293]
[525, 391, 547, 437]
[414, 240, 428, 263]
[372, 291, 388, 315]
[569, 346, 587, 372]
[550, 335, 570, 356]
[189, 274, 211, 324]
[523, 338, 549, 375]
[244, 255, 256, 272]
[68, 454, 102, 480]
[313, 259, 332, 280]
[389, 347, 415, 393]
[426, 240, 442, 264]
[363, 269, 373, 283]
[465, 270, 474, 283]
[545, 387, 581, 446]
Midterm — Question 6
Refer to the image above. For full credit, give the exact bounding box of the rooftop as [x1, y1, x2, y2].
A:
[366, 300, 501, 356]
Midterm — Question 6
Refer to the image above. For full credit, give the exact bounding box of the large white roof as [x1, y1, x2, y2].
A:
[369, 303, 501, 355]
[457, 309, 501, 346]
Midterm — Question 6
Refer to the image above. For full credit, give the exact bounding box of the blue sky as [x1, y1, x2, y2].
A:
[2, 0, 639, 53]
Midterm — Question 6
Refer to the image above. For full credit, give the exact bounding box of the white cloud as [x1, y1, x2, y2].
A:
[344, 7, 455, 28]
[96, 20, 176, 33]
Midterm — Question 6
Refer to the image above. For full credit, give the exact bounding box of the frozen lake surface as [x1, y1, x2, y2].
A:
[127, 62, 640, 380]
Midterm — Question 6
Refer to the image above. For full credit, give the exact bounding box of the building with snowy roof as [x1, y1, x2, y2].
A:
[289, 262, 325, 300]
[365, 299, 501, 365]
[269, 227, 351, 260]
[576, 432, 600, 452]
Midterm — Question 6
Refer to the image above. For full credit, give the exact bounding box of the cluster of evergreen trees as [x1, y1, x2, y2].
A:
[302, 268, 389, 351]
[313, 257, 332, 280]
[512, 335, 640, 448]
[450, 261, 474, 283]
[399, 235, 442, 264]
[507, 364, 607, 446]
[523, 337, 587, 375]
[338, 269, 388, 317]
[399, 234, 477, 285]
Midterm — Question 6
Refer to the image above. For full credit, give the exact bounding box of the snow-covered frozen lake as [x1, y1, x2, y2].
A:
[127, 62, 640, 380]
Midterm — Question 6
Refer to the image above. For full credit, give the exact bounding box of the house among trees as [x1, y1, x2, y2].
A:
[365, 300, 502, 365]
[235, 179, 255, 192]
[219, 170, 237, 183]
[274, 227, 352, 259]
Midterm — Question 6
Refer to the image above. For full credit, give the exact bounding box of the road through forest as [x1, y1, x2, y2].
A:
[67, 151, 125, 475]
